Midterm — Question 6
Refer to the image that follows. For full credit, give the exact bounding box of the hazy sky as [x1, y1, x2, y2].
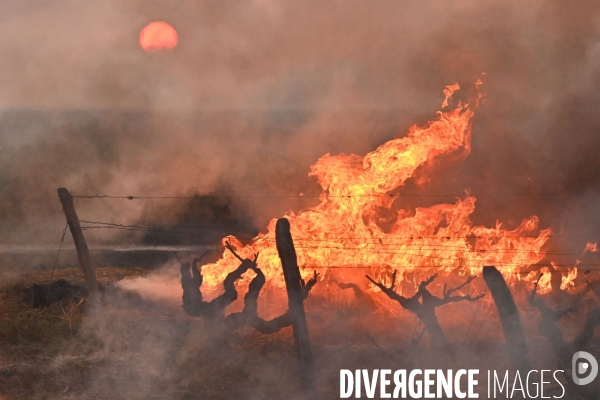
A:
[3, 0, 586, 111]
[0, 0, 599, 260]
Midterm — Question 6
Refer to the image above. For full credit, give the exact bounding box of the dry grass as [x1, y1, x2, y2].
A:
[0, 267, 145, 399]
[0, 267, 597, 399]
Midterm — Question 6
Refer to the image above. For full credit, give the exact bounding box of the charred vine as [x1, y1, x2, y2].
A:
[178, 243, 318, 334]
[366, 271, 484, 348]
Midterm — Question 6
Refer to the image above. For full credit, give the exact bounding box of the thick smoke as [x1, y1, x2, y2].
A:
[0, 2, 599, 395]
[1, 0, 600, 257]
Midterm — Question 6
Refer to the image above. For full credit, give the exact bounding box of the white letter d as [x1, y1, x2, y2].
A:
[341, 370, 353, 398]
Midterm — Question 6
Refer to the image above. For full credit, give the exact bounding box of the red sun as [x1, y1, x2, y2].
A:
[139, 21, 178, 52]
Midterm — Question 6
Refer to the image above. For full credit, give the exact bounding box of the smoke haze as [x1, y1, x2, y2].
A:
[1, 0, 599, 262]
[2, 2, 600, 399]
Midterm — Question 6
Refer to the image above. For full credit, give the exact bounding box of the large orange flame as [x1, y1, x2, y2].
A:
[200, 83, 559, 294]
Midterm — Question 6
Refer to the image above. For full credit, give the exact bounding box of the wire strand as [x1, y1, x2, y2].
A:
[70, 192, 571, 200]
[50, 222, 68, 279]
[78, 220, 597, 240]
[76, 220, 597, 263]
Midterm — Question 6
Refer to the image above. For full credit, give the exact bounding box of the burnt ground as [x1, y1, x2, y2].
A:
[0, 267, 599, 399]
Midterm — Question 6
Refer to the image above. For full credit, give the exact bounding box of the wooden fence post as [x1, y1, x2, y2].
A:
[483, 266, 530, 371]
[57, 188, 100, 301]
[275, 218, 315, 392]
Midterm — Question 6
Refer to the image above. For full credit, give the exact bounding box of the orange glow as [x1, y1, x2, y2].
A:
[442, 83, 460, 108]
[584, 242, 598, 253]
[139, 21, 178, 52]
[560, 267, 578, 291]
[200, 82, 561, 298]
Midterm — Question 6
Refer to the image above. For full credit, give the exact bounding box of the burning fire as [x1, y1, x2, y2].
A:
[584, 242, 598, 253]
[560, 266, 578, 291]
[200, 82, 559, 294]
